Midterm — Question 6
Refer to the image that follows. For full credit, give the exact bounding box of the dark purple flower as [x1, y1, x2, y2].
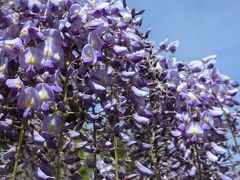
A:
[33, 130, 45, 145]
[134, 161, 154, 176]
[82, 44, 97, 65]
[18, 87, 41, 117]
[19, 20, 34, 45]
[19, 47, 43, 74]
[209, 106, 223, 117]
[40, 40, 63, 68]
[200, 110, 214, 130]
[6, 77, 24, 90]
[125, 50, 145, 63]
[36, 167, 54, 180]
[84, 18, 107, 31]
[206, 151, 218, 162]
[0, 51, 7, 79]
[113, 45, 128, 55]
[41, 114, 62, 135]
[131, 86, 148, 97]
[88, 31, 104, 51]
[0, 37, 23, 55]
[167, 40, 179, 53]
[51, 70, 63, 92]
[186, 122, 204, 142]
[70, 4, 87, 22]
[35, 83, 54, 102]
[211, 142, 226, 155]
[133, 113, 150, 125]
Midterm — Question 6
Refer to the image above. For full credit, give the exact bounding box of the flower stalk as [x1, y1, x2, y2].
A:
[194, 144, 202, 180]
[114, 136, 119, 180]
[56, 62, 70, 180]
[12, 123, 25, 180]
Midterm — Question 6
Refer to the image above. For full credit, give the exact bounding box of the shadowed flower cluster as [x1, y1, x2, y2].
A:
[0, 0, 239, 179]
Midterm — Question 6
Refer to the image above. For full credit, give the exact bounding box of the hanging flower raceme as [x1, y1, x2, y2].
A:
[0, 0, 239, 179]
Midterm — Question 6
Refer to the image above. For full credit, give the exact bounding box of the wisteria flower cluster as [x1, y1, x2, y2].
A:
[0, 0, 240, 179]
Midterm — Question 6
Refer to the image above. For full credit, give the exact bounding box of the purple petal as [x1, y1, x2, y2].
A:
[33, 131, 45, 144]
[122, 71, 136, 77]
[18, 87, 41, 110]
[189, 166, 196, 176]
[92, 81, 106, 91]
[211, 142, 226, 155]
[125, 174, 139, 179]
[206, 151, 218, 162]
[82, 44, 97, 65]
[36, 168, 54, 180]
[171, 129, 182, 137]
[135, 161, 154, 176]
[131, 86, 148, 97]
[19, 47, 43, 69]
[84, 18, 107, 31]
[41, 114, 62, 135]
[113, 45, 128, 55]
[103, 156, 113, 164]
[133, 113, 150, 125]
[209, 107, 223, 117]
[6, 77, 24, 89]
[69, 131, 81, 140]
[35, 83, 54, 102]
[125, 50, 145, 63]
[88, 31, 104, 51]
[3, 147, 16, 160]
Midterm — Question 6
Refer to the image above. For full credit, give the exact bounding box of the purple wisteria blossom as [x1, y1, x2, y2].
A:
[35, 83, 54, 111]
[82, 44, 97, 65]
[0, 0, 239, 179]
[18, 87, 40, 117]
[19, 47, 43, 75]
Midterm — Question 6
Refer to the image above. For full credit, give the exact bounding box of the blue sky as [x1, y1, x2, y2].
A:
[128, 0, 240, 82]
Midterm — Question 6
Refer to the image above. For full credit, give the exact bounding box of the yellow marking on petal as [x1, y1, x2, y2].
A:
[155, 63, 162, 71]
[74, 10, 81, 16]
[25, 98, 35, 108]
[172, 77, 176, 82]
[122, 13, 131, 21]
[45, 47, 53, 58]
[185, 117, 190, 123]
[192, 127, 198, 135]
[46, 36, 53, 42]
[189, 93, 197, 100]
[86, 51, 92, 58]
[92, 40, 98, 50]
[5, 43, 12, 49]
[39, 90, 48, 101]
[88, 23, 97, 27]
[21, 28, 28, 36]
[201, 85, 206, 91]
[54, 80, 59, 85]
[204, 117, 209, 123]
[0, 65, 5, 72]
[15, 81, 22, 89]
[48, 121, 56, 133]
[177, 85, 182, 92]
[27, 55, 35, 65]
[44, 9, 48, 16]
